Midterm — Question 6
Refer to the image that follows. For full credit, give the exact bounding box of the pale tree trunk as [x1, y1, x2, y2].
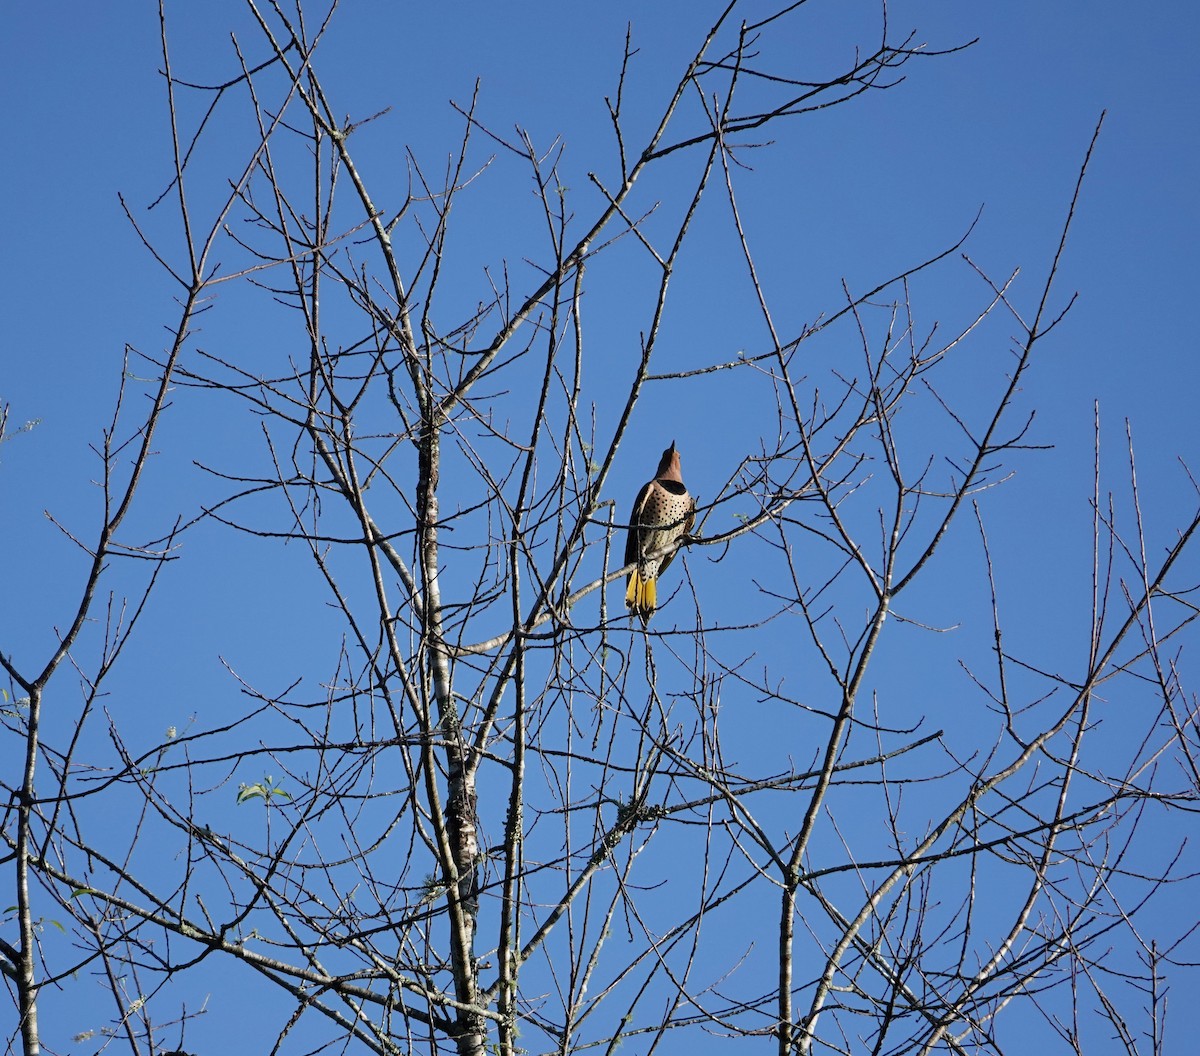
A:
[419, 417, 484, 1056]
[15, 687, 41, 1056]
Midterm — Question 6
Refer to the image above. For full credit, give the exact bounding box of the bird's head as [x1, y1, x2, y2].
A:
[656, 441, 683, 482]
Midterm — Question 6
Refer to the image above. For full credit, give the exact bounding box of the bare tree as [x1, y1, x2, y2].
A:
[3, 3, 1198, 1055]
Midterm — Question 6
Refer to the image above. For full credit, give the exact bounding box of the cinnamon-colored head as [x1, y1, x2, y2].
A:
[655, 441, 682, 483]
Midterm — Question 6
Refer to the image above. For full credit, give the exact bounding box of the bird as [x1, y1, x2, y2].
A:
[625, 441, 695, 623]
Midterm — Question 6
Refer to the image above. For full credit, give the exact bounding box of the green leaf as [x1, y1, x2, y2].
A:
[237, 774, 292, 805]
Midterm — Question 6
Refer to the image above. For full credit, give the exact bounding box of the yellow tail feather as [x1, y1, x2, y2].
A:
[625, 573, 657, 618]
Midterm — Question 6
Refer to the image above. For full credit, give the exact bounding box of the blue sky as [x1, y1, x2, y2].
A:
[4, 2, 1198, 565]
[3, 2, 1199, 1052]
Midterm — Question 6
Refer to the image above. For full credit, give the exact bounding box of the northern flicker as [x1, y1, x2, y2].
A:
[625, 441, 695, 622]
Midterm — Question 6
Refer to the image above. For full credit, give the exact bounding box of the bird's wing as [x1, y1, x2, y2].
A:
[625, 481, 655, 566]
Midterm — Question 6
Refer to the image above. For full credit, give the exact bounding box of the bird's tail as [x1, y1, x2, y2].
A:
[625, 573, 657, 619]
